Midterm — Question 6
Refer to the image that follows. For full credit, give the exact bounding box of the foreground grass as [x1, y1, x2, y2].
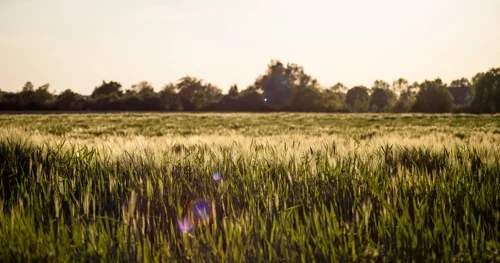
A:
[0, 113, 499, 262]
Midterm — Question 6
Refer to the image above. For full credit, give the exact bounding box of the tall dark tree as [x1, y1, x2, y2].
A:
[331, 82, 348, 93]
[471, 73, 485, 86]
[33, 83, 55, 109]
[413, 79, 453, 113]
[392, 78, 409, 95]
[236, 85, 268, 111]
[322, 88, 346, 112]
[159, 83, 182, 111]
[122, 81, 162, 111]
[254, 60, 325, 111]
[228, 84, 239, 97]
[131, 81, 155, 95]
[91, 81, 123, 98]
[346, 86, 370, 112]
[450, 78, 471, 87]
[372, 80, 390, 90]
[176, 76, 222, 111]
[22, 82, 34, 92]
[369, 88, 396, 112]
[470, 68, 500, 113]
[254, 60, 295, 110]
[19, 82, 35, 108]
[56, 89, 84, 110]
[369, 80, 396, 112]
[17, 82, 55, 110]
[393, 81, 418, 113]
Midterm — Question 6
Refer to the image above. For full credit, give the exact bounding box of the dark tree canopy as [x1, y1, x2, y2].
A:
[228, 85, 239, 97]
[346, 86, 370, 112]
[0, 61, 498, 113]
[91, 81, 123, 98]
[450, 78, 471, 87]
[413, 79, 454, 113]
[176, 76, 223, 111]
[470, 68, 500, 113]
[369, 88, 396, 112]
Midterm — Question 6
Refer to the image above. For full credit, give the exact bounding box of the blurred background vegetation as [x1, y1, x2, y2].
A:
[1, 61, 499, 114]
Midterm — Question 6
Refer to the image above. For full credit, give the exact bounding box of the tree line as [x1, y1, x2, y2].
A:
[1, 61, 499, 113]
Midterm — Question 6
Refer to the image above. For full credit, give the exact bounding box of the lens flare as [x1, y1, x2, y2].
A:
[190, 200, 212, 225]
[178, 217, 194, 233]
[212, 171, 222, 181]
[262, 75, 296, 110]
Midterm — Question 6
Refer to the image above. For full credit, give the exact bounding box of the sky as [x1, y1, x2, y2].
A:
[1, 0, 499, 95]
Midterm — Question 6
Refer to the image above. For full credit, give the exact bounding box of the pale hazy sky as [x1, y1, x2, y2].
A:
[1, 0, 499, 95]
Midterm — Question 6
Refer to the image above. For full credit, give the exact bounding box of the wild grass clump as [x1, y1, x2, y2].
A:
[0, 113, 499, 262]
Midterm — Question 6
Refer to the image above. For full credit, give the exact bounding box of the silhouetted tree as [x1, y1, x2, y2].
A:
[19, 82, 35, 109]
[471, 73, 485, 86]
[15, 82, 55, 110]
[369, 80, 396, 112]
[119, 81, 162, 111]
[470, 68, 500, 113]
[159, 83, 182, 111]
[56, 89, 84, 110]
[253, 60, 295, 111]
[393, 81, 418, 113]
[450, 78, 471, 87]
[253, 60, 326, 111]
[176, 77, 222, 111]
[3, 63, 499, 113]
[0, 92, 20, 110]
[346, 86, 370, 112]
[91, 81, 123, 98]
[131, 81, 155, 95]
[392, 78, 409, 95]
[331, 82, 348, 93]
[322, 88, 346, 112]
[237, 85, 268, 111]
[33, 83, 55, 109]
[369, 88, 396, 112]
[413, 79, 453, 113]
[228, 84, 239, 97]
[88, 81, 125, 110]
[372, 80, 390, 90]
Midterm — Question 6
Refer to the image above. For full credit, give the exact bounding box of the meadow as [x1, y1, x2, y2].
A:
[0, 113, 499, 262]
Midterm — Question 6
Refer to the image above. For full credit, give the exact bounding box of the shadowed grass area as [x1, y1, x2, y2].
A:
[0, 113, 499, 262]
[0, 113, 499, 137]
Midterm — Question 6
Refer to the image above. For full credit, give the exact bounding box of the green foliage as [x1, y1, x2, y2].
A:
[331, 82, 347, 93]
[322, 89, 346, 112]
[369, 87, 397, 112]
[56, 89, 84, 110]
[1, 62, 500, 113]
[159, 84, 182, 111]
[228, 85, 239, 97]
[451, 78, 471, 87]
[470, 68, 500, 113]
[413, 79, 454, 113]
[176, 76, 223, 111]
[0, 113, 497, 137]
[91, 81, 123, 99]
[346, 86, 370, 112]
[0, 114, 499, 262]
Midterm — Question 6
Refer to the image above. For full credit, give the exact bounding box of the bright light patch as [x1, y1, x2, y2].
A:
[212, 172, 222, 181]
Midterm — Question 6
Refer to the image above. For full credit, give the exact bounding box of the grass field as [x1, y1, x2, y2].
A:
[0, 113, 499, 262]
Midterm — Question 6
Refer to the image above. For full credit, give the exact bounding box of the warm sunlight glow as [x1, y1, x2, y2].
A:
[1, 0, 499, 93]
